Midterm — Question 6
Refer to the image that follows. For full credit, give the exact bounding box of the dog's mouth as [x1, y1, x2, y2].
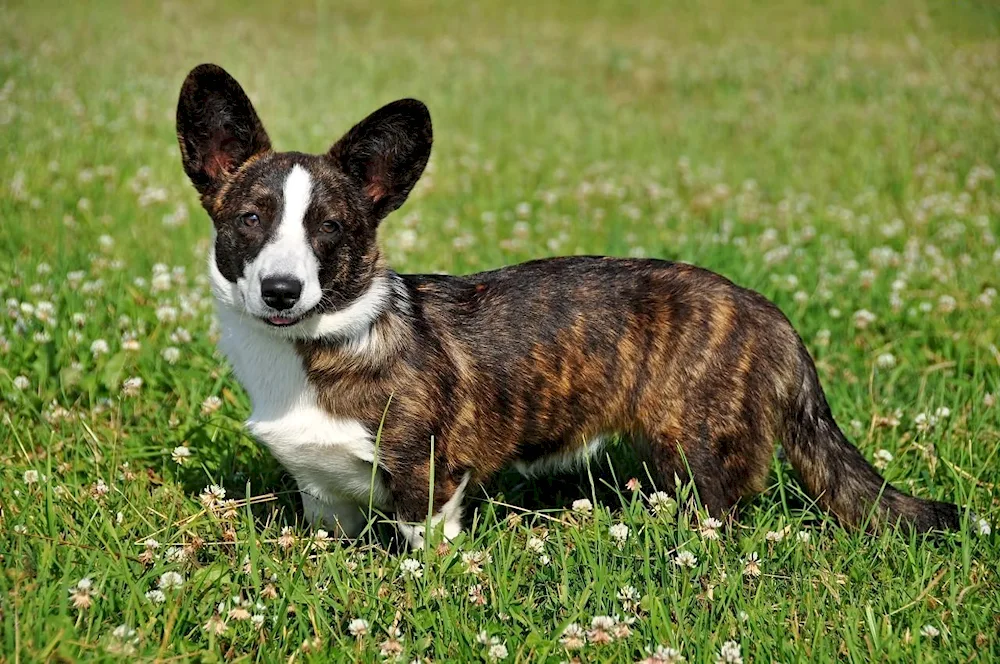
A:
[261, 308, 316, 328]
[264, 315, 299, 327]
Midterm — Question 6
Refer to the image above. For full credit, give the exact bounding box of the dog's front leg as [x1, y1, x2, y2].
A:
[299, 488, 368, 539]
[392, 471, 472, 549]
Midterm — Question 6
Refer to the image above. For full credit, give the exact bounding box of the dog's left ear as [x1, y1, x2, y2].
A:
[329, 99, 432, 220]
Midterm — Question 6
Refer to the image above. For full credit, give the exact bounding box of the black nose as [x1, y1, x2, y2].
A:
[260, 276, 302, 311]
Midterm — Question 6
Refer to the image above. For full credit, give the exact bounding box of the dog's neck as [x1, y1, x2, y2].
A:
[293, 267, 413, 373]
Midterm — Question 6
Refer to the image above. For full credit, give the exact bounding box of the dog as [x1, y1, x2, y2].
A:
[176, 63, 959, 547]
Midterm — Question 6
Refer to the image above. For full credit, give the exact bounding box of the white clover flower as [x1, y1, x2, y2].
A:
[647, 491, 676, 516]
[571, 498, 593, 515]
[35, 301, 55, 323]
[348, 618, 369, 637]
[23, 469, 40, 484]
[121, 377, 143, 396]
[170, 327, 192, 344]
[155, 305, 178, 323]
[467, 583, 486, 605]
[765, 529, 786, 543]
[639, 645, 686, 664]
[974, 516, 991, 536]
[70, 577, 95, 609]
[743, 552, 761, 577]
[151, 273, 172, 293]
[461, 550, 492, 574]
[716, 640, 743, 664]
[853, 309, 877, 329]
[876, 353, 896, 369]
[700, 516, 723, 540]
[796, 530, 811, 543]
[111, 624, 135, 640]
[560, 623, 586, 650]
[165, 546, 188, 563]
[914, 412, 937, 433]
[399, 558, 423, 579]
[158, 571, 184, 590]
[161, 346, 181, 364]
[199, 484, 226, 507]
[526, 537, 546, 554]
[587, 615, 618, 645]
[618, 585, 640, 611]
[674, 550, 698, 568]
[201, 395, 223, 415]
[171, 446, 192, 464]
[873, 449, 894, 470]
[609, 523, 630, 549]
[90, 339, 110, 356]
[487, 643, 508, 660]
[312, 529, 332, 550]
[920, 624, 940, 638]
[203, 615, 227, 635]
[145, 589, 166, 604]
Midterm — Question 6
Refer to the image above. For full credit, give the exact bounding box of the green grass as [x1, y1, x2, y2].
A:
[2, 0, 999, 661]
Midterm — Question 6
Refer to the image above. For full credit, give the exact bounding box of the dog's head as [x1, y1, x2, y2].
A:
[176, 64, 431, 338]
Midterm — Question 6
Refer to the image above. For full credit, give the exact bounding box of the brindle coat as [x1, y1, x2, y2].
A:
[177, 64, 959, 536]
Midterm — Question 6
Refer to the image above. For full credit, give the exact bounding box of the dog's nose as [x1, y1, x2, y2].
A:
[260, 276, 302, 311]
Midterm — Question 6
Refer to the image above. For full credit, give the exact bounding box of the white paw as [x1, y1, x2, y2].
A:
[397, 522, 426, 549]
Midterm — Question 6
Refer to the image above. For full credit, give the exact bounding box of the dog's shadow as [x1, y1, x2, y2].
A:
[231, 450, 643, 543]
[479, 451, 645, 516]
[193, 431, 790, 546]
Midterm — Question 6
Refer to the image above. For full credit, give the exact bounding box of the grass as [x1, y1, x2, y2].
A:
[1, 0, 999, 661]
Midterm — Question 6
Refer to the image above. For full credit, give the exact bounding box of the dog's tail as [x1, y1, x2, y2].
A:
[782, 344, 959, 532]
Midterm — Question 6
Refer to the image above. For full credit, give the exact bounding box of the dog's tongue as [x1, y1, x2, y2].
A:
[268, 316, 296, 326]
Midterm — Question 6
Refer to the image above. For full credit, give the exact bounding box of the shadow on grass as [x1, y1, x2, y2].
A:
[197, 426, 812, 546]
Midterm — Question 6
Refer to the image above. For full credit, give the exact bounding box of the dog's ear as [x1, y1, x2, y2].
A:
[176, 64, 271, 200]
[329, 99, 432, 220]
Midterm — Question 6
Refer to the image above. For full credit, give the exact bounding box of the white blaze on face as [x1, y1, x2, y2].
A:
[237, 164, 324, 318]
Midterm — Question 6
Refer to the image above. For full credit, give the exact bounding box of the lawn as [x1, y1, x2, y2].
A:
[1, 0, 999, 661]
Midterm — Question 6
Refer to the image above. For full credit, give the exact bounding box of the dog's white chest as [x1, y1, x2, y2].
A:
[215, 306, 389, 507]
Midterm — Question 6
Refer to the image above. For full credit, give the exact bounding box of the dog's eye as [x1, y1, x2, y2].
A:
[320, 219, 342, 235]
[240, 212, 260, 228]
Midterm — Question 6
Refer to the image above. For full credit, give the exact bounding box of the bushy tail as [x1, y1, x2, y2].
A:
[782, 345, 959, 532]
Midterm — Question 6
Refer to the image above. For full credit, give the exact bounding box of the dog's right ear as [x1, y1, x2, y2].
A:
[176, 64, 271, 201]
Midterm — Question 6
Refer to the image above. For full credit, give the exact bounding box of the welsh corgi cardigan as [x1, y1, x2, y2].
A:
[176, 64, 958, 547]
